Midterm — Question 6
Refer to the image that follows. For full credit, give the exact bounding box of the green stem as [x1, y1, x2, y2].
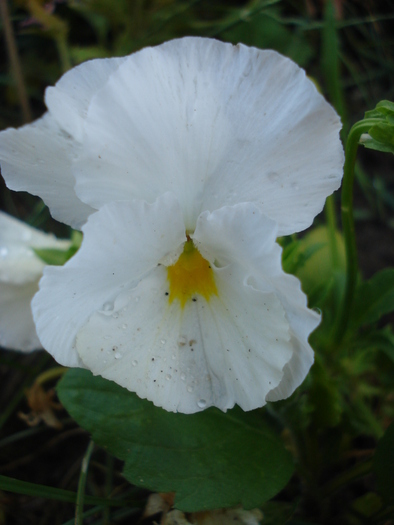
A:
[333, 118, 382, 345]
[325, 195, 340, 270]
[75, 440, 95, 525]
[35, 366, 67, 386]
[102, 454, 114, 525]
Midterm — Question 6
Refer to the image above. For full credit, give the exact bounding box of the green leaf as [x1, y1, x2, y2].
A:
[366, 123, 394, 154]
[33, 231, 82, 266]
[349, 268, 394, 329]
[307, 356, 342, 429]
[32, 247, 76, 266]
[352, 328, 394, 364]
[373, 422, 394, 504]
[58, 369, 294, 512]
[362, 100, 394, 154]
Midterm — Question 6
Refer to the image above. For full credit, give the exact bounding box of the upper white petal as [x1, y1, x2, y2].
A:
[45, 56, 127, 142]
[0, 114, 93, 229]
[73, 37, 343, 234]
[32, 193, 186, 367]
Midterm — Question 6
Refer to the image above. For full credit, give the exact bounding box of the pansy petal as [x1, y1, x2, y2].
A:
[75, 204, 301, 413]
[73, 37, 343, 234]
[32, 193, 185, 367]
[0, 280, 42, 351]
[45, 57, 127, 142]
[193, 202, 319, 401]
[76, 261, 293, 413]
[0, 114, 93, 229]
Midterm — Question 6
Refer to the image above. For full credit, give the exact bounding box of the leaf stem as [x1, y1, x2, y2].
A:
[325, 195, 340, 270]
[332, 118, 382, 346]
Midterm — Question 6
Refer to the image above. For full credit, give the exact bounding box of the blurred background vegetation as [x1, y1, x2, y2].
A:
[1, 1, 394, 524]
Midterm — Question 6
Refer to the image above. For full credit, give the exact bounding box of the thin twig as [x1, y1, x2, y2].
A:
[0, 0, 32, 122]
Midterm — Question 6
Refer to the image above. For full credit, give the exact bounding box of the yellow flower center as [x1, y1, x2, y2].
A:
[167, 237, 218, 308]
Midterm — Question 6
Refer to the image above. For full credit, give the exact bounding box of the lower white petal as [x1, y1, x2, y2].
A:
[76, 261, 292, 413]
[74, 204, 299, 413]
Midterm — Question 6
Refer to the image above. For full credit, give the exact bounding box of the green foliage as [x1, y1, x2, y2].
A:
[361, 101, 394, 154]
[373, 422, 394, 504]
[33, 230, 82, 265]
[350, 268, 394, 329]
[0, 474, 127, 507]
[57, 369, 294, 512]
[221, 5, 313, 66]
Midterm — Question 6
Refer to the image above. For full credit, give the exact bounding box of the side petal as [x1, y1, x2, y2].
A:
[0, 280, 42, 351]
[193, 202, 319, 403]
[0, 114, 93, 229]
[72, 37, 343, 234]
[45, 56, 127, 142]
[32, 193, 185, 367]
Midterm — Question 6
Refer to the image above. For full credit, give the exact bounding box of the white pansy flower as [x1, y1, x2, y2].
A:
[0, 38, 344, 412]
[0, 212, 70, 351]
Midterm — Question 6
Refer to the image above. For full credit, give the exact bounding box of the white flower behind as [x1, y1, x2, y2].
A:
[0, 212, 70, 351]
[0, 38, 344, 412]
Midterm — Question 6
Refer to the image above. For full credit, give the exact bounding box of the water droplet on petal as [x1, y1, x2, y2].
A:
[197, 399, 207, 408]
[112, 312, 119, 319]
[180, 373, 186, 381]
[187, 385, 193, 393]
[114, 352, 122, 359]
[132, 360, 138, 366]
[161, 339, 166, 345]
[171, 354, 176, 360]
[268, 171, 279, 182]
[102, 301, 113, 312]
[121, 324, 128, 329]
[177, 336, 187, 346]
[165, 374, 171, 380]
